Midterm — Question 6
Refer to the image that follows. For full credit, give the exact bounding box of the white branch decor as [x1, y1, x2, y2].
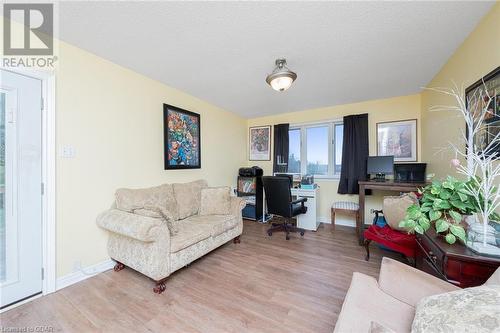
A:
[428, 81, 499, 255]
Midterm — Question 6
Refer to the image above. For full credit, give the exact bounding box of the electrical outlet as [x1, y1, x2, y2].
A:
[60, 146, 76, 158]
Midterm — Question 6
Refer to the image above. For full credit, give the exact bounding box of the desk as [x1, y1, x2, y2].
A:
[357, 180, 427, 245]
[291, 187, 319, 231]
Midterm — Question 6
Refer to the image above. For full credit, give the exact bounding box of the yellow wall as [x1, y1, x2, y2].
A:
[246, 94, 422, 225]
[421, 3, 500, 178]
[55, 42, 247, 277]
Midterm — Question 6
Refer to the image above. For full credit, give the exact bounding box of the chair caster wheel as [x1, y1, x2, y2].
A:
[300, 231, 305, 236]
[267, 231, 272, 236]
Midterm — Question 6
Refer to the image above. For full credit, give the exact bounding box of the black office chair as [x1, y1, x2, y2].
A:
[262, 176, 307, 240]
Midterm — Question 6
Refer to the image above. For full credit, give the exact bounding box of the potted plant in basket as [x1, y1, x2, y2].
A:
[399, 177, 476, 244]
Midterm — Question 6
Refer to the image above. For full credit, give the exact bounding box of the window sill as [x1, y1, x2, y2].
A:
[312, 176, 341, 182]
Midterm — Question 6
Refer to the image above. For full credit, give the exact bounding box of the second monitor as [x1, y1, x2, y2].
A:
[367, 156, 394, 181]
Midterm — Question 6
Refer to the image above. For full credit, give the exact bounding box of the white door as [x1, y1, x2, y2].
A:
[0, 70, 43, 309]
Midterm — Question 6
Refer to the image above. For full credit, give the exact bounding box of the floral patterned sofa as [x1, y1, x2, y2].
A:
[96, 180, 245, 293]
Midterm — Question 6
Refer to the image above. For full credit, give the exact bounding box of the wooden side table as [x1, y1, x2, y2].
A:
[416, 227, 500, 288]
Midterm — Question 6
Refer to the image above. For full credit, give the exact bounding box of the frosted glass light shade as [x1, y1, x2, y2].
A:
[269, 76, 294, 91]
[265, 58, 297, 92]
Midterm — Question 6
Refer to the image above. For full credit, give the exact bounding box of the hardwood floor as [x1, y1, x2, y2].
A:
[1, 220, 400, 332]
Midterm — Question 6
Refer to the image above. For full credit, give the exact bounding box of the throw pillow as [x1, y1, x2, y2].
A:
[383, 193, 418, 232]
[369, 321, 396, 333]
[115, 184, 178, 220]
[143, 206, 178, 236]
[412, 285, 500, 333]
[199, 187, 231, 216]
[173, 179, 208, 219]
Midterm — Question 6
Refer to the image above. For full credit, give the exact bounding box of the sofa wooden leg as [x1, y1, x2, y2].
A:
[113, 262, 125, 272]
[233, 236, 241, 244]
[153, 279, 167, 294]
[364, 239, 372, 261]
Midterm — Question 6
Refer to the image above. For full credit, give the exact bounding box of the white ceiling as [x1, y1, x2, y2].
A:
[58, 1, 495, 118]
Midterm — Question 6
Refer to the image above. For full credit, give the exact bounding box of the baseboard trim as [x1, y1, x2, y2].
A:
[56, 259, 115, 291]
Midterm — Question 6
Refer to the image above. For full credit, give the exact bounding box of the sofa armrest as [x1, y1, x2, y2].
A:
[378, 257, 459, 307]
[96, 209, 166, 242]
[230, 196, 246, 216]
[485, 267, 500, 286]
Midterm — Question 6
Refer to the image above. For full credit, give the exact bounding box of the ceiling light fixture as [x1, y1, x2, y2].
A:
[265, 58, 297, 92]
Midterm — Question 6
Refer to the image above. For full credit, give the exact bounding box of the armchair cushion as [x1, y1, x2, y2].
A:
[412, 285, 500, 333]
[199, 187, 231, 216]
[378, 257, 459, 307]
[173, 179, 208, 219]
[96, 209, 165, 242]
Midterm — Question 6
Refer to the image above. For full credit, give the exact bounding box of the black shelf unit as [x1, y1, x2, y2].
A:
[237, 175, 263, 221]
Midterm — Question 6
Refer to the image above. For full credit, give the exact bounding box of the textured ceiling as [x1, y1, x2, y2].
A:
[58, 1, 495, 118]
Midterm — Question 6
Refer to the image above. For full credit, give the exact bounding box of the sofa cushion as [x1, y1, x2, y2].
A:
[199, 187, 231, 216]
[383, 193, 418, 232]
[412, 285, 500, 333]
[115, 184, 178, 220]
[183, 214, 238, 237]
[173, 179, 208, 220]
[369, 321, 396, 333]
[334, 272, 414, 333]
[170, 219, 212, 253]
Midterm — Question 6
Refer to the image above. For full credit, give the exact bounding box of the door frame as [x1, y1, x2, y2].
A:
[0, 68, 57, 300]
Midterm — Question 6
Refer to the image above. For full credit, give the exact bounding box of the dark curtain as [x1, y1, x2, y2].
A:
[338, 114, 369, 194]
[273, 123, 289, 173]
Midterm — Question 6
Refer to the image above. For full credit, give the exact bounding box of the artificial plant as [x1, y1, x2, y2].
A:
[400, 177, 476, 244]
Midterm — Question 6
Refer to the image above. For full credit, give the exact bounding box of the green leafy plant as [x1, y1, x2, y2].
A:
[399, 176, 477, 244]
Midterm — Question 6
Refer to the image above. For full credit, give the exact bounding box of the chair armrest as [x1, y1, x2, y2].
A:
[230, 196, 246, 216]
[378, 257, 459, 306]
[291, 197, 307, 205]
[96, 209, 166, 242]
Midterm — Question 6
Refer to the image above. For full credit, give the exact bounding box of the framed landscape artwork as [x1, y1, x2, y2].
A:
[377, 119, 417, 162]
[465, 66, 499, 158]
[163, 104, 201, 169]
[249, 125, 271, 161]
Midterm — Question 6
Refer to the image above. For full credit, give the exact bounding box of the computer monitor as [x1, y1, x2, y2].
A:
[367, 156, 394, 181]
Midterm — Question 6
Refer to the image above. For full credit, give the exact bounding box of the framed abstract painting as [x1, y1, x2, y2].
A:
[465, 66, 500, 158]
[163, 104, 201, 169]
[377, 119, 417, 162]
[249, 125, 271, 161]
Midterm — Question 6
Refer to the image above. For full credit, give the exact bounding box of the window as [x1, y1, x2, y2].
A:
[288, 121, 343, 178]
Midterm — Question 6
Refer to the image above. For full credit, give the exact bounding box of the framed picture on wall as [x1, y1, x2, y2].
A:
[163, 104, 201, 169]
[465, 66, 500, 159]
[249, 125, 271, 161]
[377, 119, 417, 162]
